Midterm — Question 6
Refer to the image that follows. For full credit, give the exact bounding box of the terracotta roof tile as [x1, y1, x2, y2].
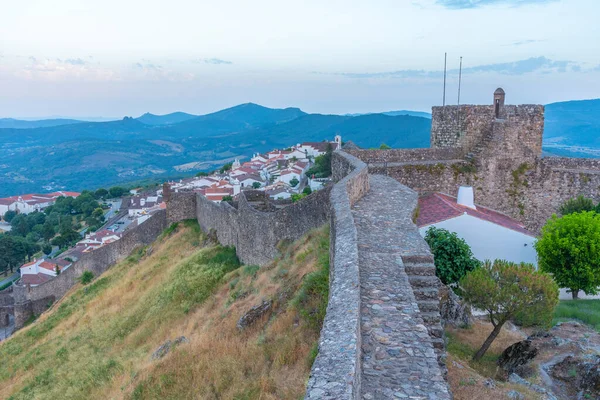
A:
[417, 192, 534, 236]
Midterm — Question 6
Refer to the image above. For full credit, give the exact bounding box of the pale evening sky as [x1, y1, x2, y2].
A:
[0, 0, 599, 118]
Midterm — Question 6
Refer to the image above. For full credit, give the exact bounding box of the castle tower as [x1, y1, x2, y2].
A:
[493, 88, 505, 118]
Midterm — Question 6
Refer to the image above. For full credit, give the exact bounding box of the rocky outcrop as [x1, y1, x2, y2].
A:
[439, 284, 472, 328]
[151, 336, 189, 360]
[550, 355, 600, 399]
[236, 300, 272, 330]
[498, 339, 539, 375]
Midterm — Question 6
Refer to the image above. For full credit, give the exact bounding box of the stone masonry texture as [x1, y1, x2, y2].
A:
[306, 152, 450, 399]
[349, 97, 600, 234]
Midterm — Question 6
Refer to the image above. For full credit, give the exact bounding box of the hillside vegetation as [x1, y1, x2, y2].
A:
[0, 220, 330, 399]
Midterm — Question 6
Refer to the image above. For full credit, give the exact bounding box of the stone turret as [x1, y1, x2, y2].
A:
[494, 87, 505, 118]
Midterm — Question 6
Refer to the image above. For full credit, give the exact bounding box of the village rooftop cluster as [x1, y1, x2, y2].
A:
[166, 138, 340, 201]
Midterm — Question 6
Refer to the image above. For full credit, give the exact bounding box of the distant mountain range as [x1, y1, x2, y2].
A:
[0, 103, 430, 196]
[0, 99, 598, 196]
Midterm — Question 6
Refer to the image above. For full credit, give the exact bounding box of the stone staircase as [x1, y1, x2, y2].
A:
[403, 256, 445, 352]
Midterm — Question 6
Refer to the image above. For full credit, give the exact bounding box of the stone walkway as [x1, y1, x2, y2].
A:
[352, 175, 451, 399]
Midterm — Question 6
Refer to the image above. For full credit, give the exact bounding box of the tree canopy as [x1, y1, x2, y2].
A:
[424, 227, 481, 286]
[559, 195, 595, 216]
[535, 211, 600, 298]
[461, 260, 558, 360]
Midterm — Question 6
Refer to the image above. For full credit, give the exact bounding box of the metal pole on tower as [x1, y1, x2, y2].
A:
[457, 56, 462, 106]
[457, 56, 463, 137]
[443, 52, 447, 106]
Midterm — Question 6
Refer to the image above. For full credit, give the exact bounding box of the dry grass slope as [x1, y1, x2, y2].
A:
[0, 220, 330, 400]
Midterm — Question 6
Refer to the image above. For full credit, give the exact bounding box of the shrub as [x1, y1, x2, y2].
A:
[559, 195, 595, 215]
[302, 186, 312, 195]
[379, 143, 391, 149]
[424, 227, 480, 285]
[289, 177, 299, 187]
[461, 260, 558, 360]
[536, 211, 600, 299]
[80, 271, 94, 285]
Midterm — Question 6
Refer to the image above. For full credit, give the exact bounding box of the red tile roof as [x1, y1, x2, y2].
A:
[21, 273, 54, 286]
[417, 192, 534, 236]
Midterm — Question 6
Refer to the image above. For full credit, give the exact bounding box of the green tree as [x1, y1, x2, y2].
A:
[42, 244, 52, 255]
[291, 193, 307, 202]
[0, 235, 26, 274]
[94, 188, 108, 199]
[289, 177, 299, 187]
[424, 227, 481, 285]
[461, 260, 558, 360]
[3, 210, 17, 223]
[42, 221, 56, 242]
[302, 186, 312, 195]
[55, 265, 61, 275]
[80, 270, 94, 285]
[252, 182, 261, 189]
[379, 143, 392, 149]
[535, 211, 600, 299]
[222, 195, 233, 202]
[219, 162, 233, 174]
[108, 186, 126, 198]
[306, 143, 333, 178]
[559, 195, 595, 215]
[11, 214, 30, 237]
[195, 171, 208, 177]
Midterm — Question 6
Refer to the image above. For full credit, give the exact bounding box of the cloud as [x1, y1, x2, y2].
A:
[436, 0, 557, 9]
[330, 57, 582, 79]
[131, 61, 194, 82]
[507, 39, 545, 46]
[193, 58, 233, 65]
[64, 58, 87, 65]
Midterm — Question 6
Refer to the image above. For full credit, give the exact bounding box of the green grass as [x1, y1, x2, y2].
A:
[553, 299, 600, 332]
[446, 331, 501, 379]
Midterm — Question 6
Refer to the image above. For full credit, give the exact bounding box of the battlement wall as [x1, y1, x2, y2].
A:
[167, 185, 332, 266]
[306, 151, 369, 399]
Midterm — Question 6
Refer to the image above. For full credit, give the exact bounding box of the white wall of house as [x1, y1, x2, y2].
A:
[419, 214, 537, 266]
[419, 214, 600, 300]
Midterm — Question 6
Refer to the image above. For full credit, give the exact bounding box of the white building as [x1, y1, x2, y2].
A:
[19, 258, 72, 286]
[0, 191, 80, 216]
[416, 187, 595, 300]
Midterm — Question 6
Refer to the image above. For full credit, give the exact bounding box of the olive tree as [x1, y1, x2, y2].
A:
[461, 260, 558, 361]
[535, 211, 600, 299]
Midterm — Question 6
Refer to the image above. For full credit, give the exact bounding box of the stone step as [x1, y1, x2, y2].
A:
[413, 287, 440, 301]
[430, 337, 445, 350]
[404, 263, 436, 277]
[420, 311, 441, 325]
[408, 275, 441, 289]
[416, 300, 439, 313]
[427, 324, 445, 339]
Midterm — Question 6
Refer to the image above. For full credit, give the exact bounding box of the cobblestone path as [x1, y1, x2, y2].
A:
[352, 175, 451, 399]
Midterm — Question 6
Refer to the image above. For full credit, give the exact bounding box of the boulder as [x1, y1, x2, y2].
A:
[439, 285, 472, 328]
[236, 300, 272, 330]
[550, 355, 600, 399]
[498, 339, 538, 374]
[151, 336, 189, 360]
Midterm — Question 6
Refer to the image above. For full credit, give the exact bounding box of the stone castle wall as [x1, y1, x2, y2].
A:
[431, 104, 544, 159]
[169, 185, 332, 266]
[348, 96, 600, 233]
[306, 151, 369, 399]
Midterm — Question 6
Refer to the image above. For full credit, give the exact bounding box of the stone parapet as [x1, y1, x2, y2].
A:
[305, 150, 369, 399]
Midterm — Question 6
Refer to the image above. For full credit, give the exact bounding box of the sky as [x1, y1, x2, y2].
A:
[1, 0, 599, 118]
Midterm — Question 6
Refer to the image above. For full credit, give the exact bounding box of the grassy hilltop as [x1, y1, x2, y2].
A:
[0, 221, 329, 400]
